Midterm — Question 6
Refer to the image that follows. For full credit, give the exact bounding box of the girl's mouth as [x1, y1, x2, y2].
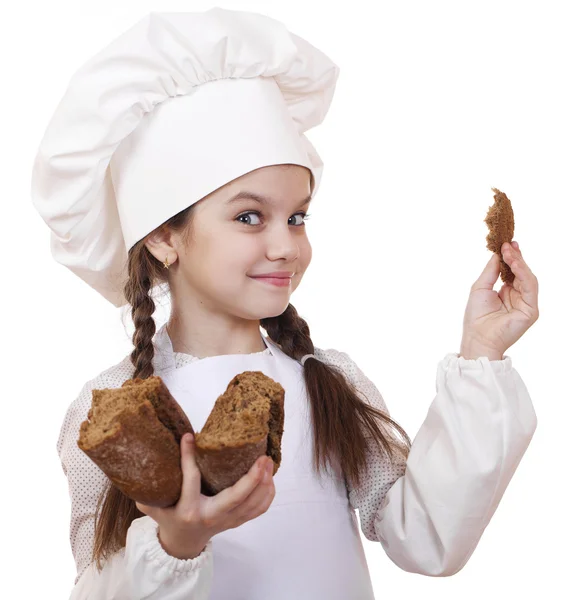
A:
[249, 276, 292, 287]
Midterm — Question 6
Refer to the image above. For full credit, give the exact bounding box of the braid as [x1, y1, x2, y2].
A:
[262, 303, 411, 489]
[91, 242, 164, 572]
[261, 302, 314, 358]
[124, 261, 157, 380]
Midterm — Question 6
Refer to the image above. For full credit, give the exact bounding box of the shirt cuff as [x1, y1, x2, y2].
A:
[443, 352, 513, 372]
[128, 515, 213, 575]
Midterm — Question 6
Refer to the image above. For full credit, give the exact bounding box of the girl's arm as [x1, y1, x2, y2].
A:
[57, 376, 214, 599]
[341, 350, 537, 577]
[68, 517, 213, 600]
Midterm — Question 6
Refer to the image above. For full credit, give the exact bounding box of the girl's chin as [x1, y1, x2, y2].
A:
[241, 295, 291, 316]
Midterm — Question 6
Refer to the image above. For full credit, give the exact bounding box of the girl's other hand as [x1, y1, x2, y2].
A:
[136, 433, 276, 559]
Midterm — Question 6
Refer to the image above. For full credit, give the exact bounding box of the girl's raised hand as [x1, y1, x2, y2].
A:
[460, 241, 539, 360]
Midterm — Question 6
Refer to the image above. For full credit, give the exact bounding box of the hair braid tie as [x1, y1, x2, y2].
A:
[300, 353, 317, 366]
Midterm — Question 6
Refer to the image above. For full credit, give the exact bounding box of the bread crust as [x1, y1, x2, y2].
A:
[195, 371, 285, 495]
[78, 371, 285, 506]
[79, 399, 185, 506]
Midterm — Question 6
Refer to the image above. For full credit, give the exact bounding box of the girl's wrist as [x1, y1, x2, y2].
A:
[157, 526, 210, 560]
[459, 345, 503, 361]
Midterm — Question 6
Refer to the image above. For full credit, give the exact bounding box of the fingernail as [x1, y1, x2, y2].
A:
[512, 241, 519, 250]
[265, 460, 273, 475]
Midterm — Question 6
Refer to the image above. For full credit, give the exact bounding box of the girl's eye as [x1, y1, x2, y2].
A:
[236, 211, 311, 227]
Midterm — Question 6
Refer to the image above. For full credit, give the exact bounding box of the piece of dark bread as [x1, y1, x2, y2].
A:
[484, 187, 515, 285]
[77, 371, 285, 507]
[195, 371, 285, 495]
[77, 376, 194, 507]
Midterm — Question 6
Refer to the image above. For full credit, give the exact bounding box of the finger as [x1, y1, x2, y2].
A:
[227, 461, 275, 522]
[209, 456, 268, 515]
[502, 243, 539, 310]
[502, 241, 535, 276]
[497, 281, 512, 309]
[176, 433, 203, 512]
[503, 246, 538, 304]
[231, 479, 276, 525]
[472, 252, 501, 291]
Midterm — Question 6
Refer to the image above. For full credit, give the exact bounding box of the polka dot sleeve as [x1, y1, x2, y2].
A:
[56, 358, 214, 596]
[313, 347, 408, 543]
[56, 376, 109, 585]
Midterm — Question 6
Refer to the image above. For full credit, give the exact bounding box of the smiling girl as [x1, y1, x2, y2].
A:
[32, 9, 539, 600]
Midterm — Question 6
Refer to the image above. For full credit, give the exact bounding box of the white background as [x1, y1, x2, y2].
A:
[3, 0, 566, 597]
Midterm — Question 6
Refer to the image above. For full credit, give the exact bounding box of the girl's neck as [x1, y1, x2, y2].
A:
[166, 321, 267, 358]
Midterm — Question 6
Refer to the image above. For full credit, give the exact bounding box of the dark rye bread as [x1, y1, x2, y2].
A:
[196, 371, 285, 495]
[77, 371, 285, 507]
[77, 376, 194, 507]
[485, 187, 515, 285]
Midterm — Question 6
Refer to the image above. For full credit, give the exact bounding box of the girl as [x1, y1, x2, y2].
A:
[32, 9, 539, 600]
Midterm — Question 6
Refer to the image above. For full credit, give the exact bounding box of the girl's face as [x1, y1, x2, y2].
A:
[169, 164, 313, 322]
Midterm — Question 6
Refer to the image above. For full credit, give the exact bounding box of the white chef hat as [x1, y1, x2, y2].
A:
[31, 8, 339, 308]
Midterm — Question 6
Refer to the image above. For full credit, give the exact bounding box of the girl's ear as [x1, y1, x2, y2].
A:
[144, 227, 177, 263]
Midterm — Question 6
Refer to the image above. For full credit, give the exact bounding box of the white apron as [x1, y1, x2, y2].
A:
[157, 331, 376, 600]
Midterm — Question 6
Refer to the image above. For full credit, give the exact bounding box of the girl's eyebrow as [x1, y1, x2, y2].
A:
[227, 191, 312, 207]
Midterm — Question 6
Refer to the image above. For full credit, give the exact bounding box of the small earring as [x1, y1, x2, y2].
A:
[163, 255, 170, 269]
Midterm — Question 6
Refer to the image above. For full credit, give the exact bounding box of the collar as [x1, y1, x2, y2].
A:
[152, 322, 277, 373]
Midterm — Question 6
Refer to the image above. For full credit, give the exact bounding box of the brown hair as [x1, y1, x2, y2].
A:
[90, 195, 412, 573]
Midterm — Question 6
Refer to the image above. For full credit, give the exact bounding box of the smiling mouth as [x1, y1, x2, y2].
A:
[249, 276, 293, 287]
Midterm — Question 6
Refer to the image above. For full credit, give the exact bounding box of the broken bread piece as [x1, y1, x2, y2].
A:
[195, 370, 285, 495]
[77, 376, 194, 507]
[484, 187, 515, 285]
[77, 371, 285, 506]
